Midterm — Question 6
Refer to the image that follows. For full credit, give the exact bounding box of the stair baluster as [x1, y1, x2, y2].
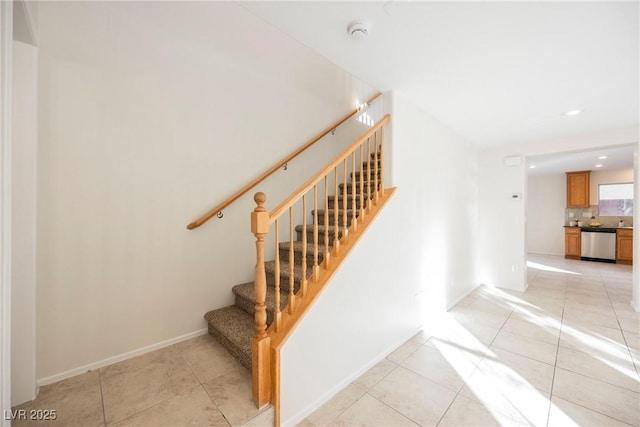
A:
[288, 207, 295, 314]
[367, 137, 372, 212]
[313, 185, 319, 281]
[301, 194, 308, 297]
[274, 219, 281, 332]
[374, 132, 379, 205]
[333, 166, 340, 255]
[351, 152, 358, 233]
[342, 159, 349, 243]
[359, 146, 365, 222]
[323, 176, 330, 268]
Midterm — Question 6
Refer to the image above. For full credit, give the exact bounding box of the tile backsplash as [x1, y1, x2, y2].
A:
[565, 205, 633, 227]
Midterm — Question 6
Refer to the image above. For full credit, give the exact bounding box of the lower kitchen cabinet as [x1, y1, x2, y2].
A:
[564, 227, 581, 260]
[616, 229, 633, 265]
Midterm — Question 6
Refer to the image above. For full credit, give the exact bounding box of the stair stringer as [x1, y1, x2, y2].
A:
[267, 188, 409, 425]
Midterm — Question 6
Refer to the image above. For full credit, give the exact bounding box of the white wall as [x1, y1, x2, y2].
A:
[36, 2, 375, 382]
[11, 40, 37, 405]
[0, 1, 14, 422]
[526, 174, 565, 255]
[478, 127, 639, 291]
[280, 92, 479, 424]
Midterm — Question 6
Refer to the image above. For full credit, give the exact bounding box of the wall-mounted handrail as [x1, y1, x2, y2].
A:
[186, 92, 381, 230]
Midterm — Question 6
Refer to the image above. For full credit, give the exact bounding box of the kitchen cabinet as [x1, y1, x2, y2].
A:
[616, 229, 633, 265]
[564, 227, 581, 259]
[566, 171, 591, 208]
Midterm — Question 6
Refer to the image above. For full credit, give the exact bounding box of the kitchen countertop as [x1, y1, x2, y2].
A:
[564, 226, 633, 232]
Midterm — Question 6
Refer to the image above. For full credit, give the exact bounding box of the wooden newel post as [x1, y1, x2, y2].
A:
[251, 192, 271, 407]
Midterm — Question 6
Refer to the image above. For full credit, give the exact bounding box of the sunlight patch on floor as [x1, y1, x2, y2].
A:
[527, 261, 581, 276]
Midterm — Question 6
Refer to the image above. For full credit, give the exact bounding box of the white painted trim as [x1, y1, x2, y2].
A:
[282, 327, 421, 426]
[37, 328, 208, 386]
[0, 1, 13, 424]
[632, 301, 639, 313]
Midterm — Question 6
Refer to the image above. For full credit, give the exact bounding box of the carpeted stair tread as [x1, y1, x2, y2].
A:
[294, 224, 342, 234]
[313, 209, 356, 225]
[351, 170, 381, 182]
[339, 182, 379, 193]
[327, 194, 373, 209]
[264, 259, 309, 292]
[233, 282, 288, 324]
[204, 306, 253, 370]
[278, 241, 324, 266]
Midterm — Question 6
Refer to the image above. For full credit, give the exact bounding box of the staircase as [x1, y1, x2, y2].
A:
[203, 156, 381, 372]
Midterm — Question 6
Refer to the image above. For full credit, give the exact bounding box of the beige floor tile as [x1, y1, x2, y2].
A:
[562, 307, 620, 329]
[353, 358, 397, 390]
[548, 396, 633, 427]
[369, 367, 456, 426]
[294, 418, 315, 427]
[491, 330, 558, 365]
[110, 385, 228, 427]
[618, 315, 640, 334]
[460, 366, 551, 427]
[559, 322, 627, 351]
[436, 316, 502, 346]
[202, 370, 260, 426]
[326, 394, 417, 427]
[438, 394, 527, 427]
[386, 333, 428, 364]
[401, 344, 477, 392]
[101, 346, 199, 424]
[177, 335, 247, 384]
[501, 316, 560, 345]
[556, 345, 640, 393]
[623, 330, 639, 353]
[453, 310, 510, 329]
[478, 347, 555, 393]
[424, 337, 489, 367]
[552, 368, 640, 426]
[241, 407, 274, 427]
[12, 371, 104, 427]
[306, 383, 365, 426]
[563, 300, 616, 316]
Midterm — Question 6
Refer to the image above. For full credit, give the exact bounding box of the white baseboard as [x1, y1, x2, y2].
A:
[632, 300, 640, 313]
[282, 327, 421, 427]
[37, 328, 208, 386]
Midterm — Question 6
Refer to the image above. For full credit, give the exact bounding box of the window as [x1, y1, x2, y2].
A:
[598, 183, 634, 216]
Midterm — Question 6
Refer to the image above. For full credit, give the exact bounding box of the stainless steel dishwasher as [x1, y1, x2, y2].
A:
[581, 229, 616, 262]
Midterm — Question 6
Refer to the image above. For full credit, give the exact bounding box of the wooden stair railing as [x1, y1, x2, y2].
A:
[186, 93, 381, 230]
[250, 114, 395, 419]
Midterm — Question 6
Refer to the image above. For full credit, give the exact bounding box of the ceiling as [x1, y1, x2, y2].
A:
[527, 144, 635, 176]
[240, 1, 639, 149]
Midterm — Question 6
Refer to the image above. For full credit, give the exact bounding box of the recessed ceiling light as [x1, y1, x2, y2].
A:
[529, 165, 536, 169]
[565, 109, 582, 116]
[597, 155, 608, 160]
[595, 164, 604, 168]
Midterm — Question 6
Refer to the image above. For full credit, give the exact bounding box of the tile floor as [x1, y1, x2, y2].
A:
[300, 254, 639, 427]
[11, 334, 273, 427]
[11, 254, 639, 426]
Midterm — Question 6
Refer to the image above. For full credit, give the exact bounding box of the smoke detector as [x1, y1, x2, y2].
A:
[347, 22, 368, 40]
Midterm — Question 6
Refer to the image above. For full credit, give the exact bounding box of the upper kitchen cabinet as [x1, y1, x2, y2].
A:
[566, 171, 591, 208]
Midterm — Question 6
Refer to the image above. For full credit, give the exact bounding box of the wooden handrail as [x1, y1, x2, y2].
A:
[186, 92, 382, 230]
[268, 114, 390, 222]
